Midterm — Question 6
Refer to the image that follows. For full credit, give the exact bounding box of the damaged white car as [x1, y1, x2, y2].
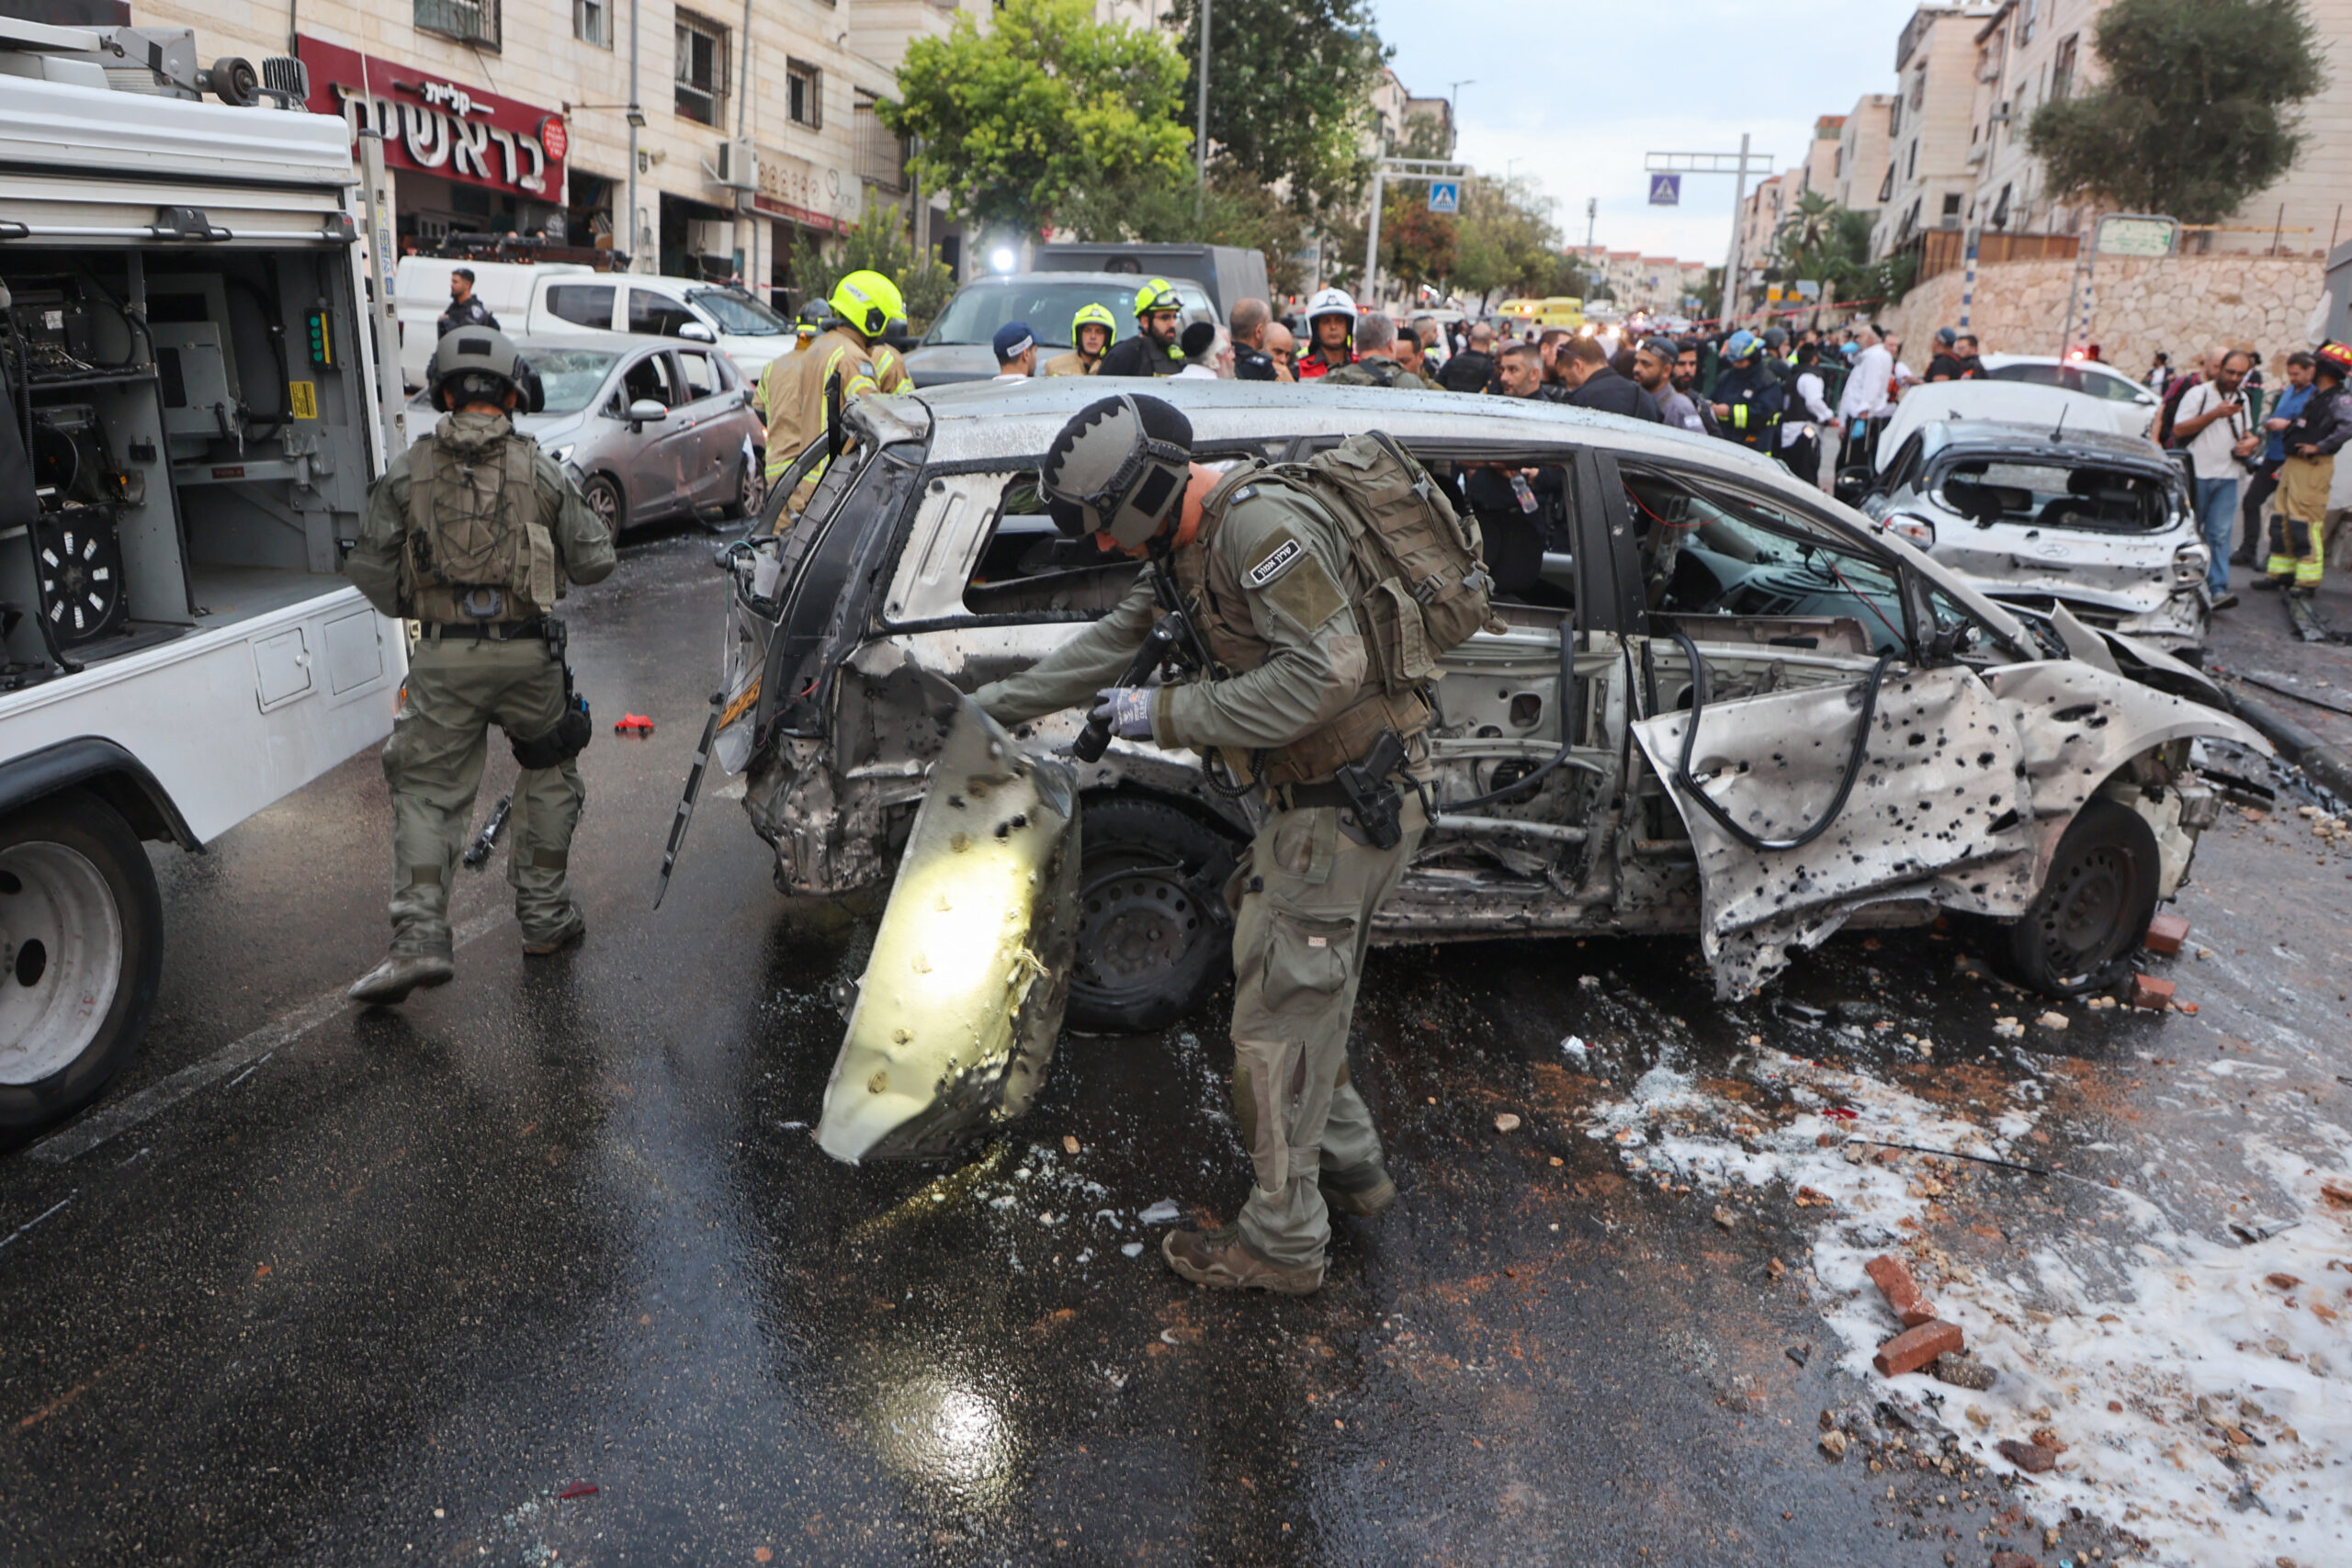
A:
[1859, 416, 2210, 658]
[710, 381, 2261, 1147]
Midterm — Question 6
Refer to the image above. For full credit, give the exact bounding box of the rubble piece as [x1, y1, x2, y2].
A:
[2028, 1426, 2066, 1453]
[1993, 1016, 2025, 1039]
[1865, 1255, 1940, 1327]
[2322, 1180, 2352, 1210]
[1996, 1438, 2057, 1473]
[2266, 1272, 2303, 1290]
[2129, 974, 2176, 1011]
[1766, 1257, 1787, 1281]
[1818, 1429, 1849, 1461]
[1989, 1552, 2041, 1568]
[1873, 1319, 1965, 1378]
[1494, 1112, 1521, 1134]
[1954, 953, 1989, 978]
[2036, 1011, 2069, 1031]
[1063, 1134, 1081, 1156]
[1713, 1206, 1736, 1230]
[2086, 996, 2118, 1010]
[2144, 912, 2190, 955]
[1932, 1351, 1996, 1391]
[1136, 1200, 1182, 1225]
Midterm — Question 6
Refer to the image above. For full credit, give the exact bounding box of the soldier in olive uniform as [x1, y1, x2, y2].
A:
[974, 395, 1431, 1296]
[345, 328, 616, 1005]
[1320, 312, 1430, 390]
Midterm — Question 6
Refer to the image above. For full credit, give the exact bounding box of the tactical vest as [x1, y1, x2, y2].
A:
[401, 431, 555, 623]
[1172, 468, 1435, 788]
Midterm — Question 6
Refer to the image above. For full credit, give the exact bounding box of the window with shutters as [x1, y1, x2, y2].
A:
[574, 0, 608, 46]
[675, 14, 728, 127]
[786, 60, 822, 129]
[2050, 35, 2078, 102]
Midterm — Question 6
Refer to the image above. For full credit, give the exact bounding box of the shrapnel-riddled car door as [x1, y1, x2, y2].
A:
[1609, 459, 2041, 995]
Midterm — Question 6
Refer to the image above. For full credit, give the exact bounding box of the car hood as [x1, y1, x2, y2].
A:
[513, 411, 590, 448]
[899, 344, 1006, 389]
[1924, 515, 2192, 611]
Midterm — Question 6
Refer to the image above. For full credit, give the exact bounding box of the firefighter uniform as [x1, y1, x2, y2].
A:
[760, 325, 880, 480]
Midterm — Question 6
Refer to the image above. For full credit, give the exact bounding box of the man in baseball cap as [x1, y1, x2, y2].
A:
[990, 321, 1038, 382]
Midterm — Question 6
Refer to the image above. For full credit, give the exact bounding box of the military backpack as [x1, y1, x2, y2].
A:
[402, 428, 557, 623]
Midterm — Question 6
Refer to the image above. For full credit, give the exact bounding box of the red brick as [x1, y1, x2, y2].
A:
[1872, 1318, 1964, 1377]
[2129, 974, 2177, 1011]
[2143, 912, 2190, 955]
[1864, 1254, 1939, 1326]
[1990, 1552, 2041, 1568]
[1996, 1438, 2057, 1473]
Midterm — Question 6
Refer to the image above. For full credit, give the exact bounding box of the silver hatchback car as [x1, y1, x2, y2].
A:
[513, 334, 764, 531]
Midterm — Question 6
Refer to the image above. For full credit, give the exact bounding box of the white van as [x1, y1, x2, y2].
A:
[394, 258, 797, 389]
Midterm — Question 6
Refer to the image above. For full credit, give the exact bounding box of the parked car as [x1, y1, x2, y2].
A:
[1858, 418, 2210, 657]
[447, 335, 763, 531]
[393, 257, 797, 390]
[897, 272, 1216, 388]
[1976, 354, 2159, 433]
[715, 383, 2258, 1111]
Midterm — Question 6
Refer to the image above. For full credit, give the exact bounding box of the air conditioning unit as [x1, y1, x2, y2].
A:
[710, 140, 758, 190]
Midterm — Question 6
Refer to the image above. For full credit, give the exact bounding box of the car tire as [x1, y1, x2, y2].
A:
[1067, 796, 1241, 1034]
[581, 471, 628, 535]
[722, 448, 763, 521]
[1994, 796, 2161, 998]
[0, 793, 164, 1135]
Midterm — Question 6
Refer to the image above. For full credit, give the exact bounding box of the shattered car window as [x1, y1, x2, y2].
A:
[1625, 468, 1911, 654]
[1933, 458, 2174, 534]
[962, 473, 1138, 617]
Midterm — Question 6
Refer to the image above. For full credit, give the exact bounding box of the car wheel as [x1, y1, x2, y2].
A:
[1067, 797, 1240, 1033]
[581, 472, 627, 535]
[1994, 797, 2161, 998]
[723, 449, 763, 520]
[0, 794, 163, 1135]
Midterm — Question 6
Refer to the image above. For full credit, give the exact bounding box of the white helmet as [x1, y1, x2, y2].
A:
[1305, 287, 1358, 323]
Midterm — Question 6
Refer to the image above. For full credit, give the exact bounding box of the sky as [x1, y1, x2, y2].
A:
[1364, 0, 1926, 264]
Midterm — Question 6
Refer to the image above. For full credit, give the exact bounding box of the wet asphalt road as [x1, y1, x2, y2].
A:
[2, 528, 2347, 1567]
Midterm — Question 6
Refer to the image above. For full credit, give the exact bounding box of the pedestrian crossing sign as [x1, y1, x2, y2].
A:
[1649, 174, 1681, 206]
[1429, 181, 1459, 214]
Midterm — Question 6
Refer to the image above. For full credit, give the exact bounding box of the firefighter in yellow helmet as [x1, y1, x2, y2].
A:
[1045, 302, 1118, 378]
[1096, 278, 1188, 378]
[760, 270, 905, 488]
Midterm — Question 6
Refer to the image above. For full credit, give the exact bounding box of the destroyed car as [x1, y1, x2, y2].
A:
[715, 381, 2262, 1049]
[1858, 419, 2210, 657]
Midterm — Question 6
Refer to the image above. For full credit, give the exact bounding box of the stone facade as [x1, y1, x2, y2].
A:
[1878, 255, 2327, 377]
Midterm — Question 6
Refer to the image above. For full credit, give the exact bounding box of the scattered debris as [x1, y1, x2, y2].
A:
[1120, 1242, 1144, 1258]
[2035, 1010, 2069, 1031]
[1865, 1254, 1939, 1326]
[2321, 1180, 2352, 1210]
[2266, 1272, 2302, 1291]
[1494, 1112, 1522, 1134]
[612, 714, 654, 735]
[1988, 1551, 2040, 1568]
[558, 1483, 598, 1501]
[1766, 1257, 1787, 1281]
[1874, 1318, 1965, 1378]
[1713, 1205, 1736, 1230]
[1818, 1428, 1849, 1461]
[1062, 1134, 1081, 1156]
[2129, 974, 2176, 1011]
[1994, 1016, 2026, 1039]
[1786, 1342, 1811, 1368]
[2144, 912, 2190, 955]
[1136, 1200, 1182, 1225]
[1997, 1438, 2058, 1474]
[1931, 1351, 1996, 1392]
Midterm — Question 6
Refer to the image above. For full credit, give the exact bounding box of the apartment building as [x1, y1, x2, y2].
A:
[128, 0, 981, 300]
[1871, 4, 2001, 258]
[1796, 117, 1844, 202]
[1834, 96, 1896, 218]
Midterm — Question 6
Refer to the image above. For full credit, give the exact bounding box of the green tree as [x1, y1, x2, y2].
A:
[780, 190, 958, 331]
[2025, 0, 2324, 223]
[1448, 176, 1560, 307]
[1167, 0, 1386, 218]
[881, 0, 1193, 241]
[1378, 188, 1455, 294]
[1055, 167, 1311, 294]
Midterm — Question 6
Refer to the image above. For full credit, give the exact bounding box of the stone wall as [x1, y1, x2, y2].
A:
[1878, 256, 2328, 378]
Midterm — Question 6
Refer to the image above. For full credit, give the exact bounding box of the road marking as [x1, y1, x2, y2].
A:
[29, 910, 510, 1165]
[0, 1191, 74, 1249]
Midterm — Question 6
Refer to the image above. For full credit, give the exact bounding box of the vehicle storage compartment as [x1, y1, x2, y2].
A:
[1, 243, 371, 686]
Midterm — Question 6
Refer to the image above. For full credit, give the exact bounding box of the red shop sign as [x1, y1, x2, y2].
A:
[296, 35, 566, 201]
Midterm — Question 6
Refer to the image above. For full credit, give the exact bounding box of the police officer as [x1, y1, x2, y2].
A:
[759, 270, 903, 483]
[1044, 302, 1116, 378]
[973, 396, 1432, 1296]
[345, 329, 616, 1004]
[435, 266, 497, 338]
[1710, 330, 1784, 454]
[1096, 278, 1188, 378]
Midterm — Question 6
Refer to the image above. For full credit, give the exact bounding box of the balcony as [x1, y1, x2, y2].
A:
[416, 0, 500, 49]
[854, 96, 904, 192]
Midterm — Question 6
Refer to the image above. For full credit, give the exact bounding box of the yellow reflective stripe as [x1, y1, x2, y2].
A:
[1733, 403, 1748, 429]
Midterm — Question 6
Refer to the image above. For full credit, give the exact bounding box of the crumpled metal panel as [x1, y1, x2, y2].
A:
[1632, 664, 2038, 998]
[815, 695, 1080, 1164]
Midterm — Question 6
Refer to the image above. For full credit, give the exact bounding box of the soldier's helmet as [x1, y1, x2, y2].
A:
[425, 326, 543, 414]
[1040, 394, 1194, 552]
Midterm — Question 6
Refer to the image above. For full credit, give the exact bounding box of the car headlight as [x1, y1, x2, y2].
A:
[1884, 513, 1937, 547]
[548, 442, 575, 466]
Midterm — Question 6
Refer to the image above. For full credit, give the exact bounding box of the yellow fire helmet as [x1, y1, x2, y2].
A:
[1131, 277, 1182, 319]
[1072, 300, 1118, 344]
[828, 270, 908, 338]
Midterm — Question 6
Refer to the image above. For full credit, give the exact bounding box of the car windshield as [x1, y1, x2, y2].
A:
[923, 282, 1139, 349]
[531, 348, 623, 415]
[688, 288, 790, 335]
[1933, 456, 2174, 533]
[1987, 362, 2146, 403]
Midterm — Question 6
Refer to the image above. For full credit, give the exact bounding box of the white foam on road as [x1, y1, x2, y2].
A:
[1579, 1046, 2352, 1568]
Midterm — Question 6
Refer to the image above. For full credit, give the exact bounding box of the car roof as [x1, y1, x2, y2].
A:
[955, 272, 1201, 289]
[1979, 353, 2130, 376]
[513, 333, 638, 356]
[1921, 419, 2170, 467]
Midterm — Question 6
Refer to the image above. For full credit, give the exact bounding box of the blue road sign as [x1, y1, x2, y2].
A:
[1428, 180, 1460, 215]
[1648, 173, 1681, 206]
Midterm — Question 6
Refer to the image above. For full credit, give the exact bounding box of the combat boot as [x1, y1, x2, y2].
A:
[1161, 1225, 1324, 1296]
[1319, 1162, 1397, 1218]
[348, 953, 456, 1006]
[522, 910, 586, 955]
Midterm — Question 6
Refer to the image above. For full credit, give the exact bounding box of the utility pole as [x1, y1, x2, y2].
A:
[1644, 139, 1773, 323]
[1194, 0, 1211, 220]
[1363, 156, 1467, 310]
[625, 0, 644, 272]
[1585, 197, 1597, 255]
[1448, 79, 1473, 159]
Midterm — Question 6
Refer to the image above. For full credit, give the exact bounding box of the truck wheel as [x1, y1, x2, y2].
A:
[0, 795, 163, 1134]
[1995, 797, 2160, 998]
[1068, 797, 1239, 1034]
[581, 472, 628, 535]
